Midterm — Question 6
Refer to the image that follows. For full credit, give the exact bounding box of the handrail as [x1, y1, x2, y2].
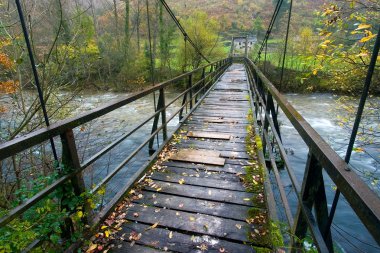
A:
[0, 58, 231, 236]
[0, 59, 224, 161]
[243, 57, 380, 251]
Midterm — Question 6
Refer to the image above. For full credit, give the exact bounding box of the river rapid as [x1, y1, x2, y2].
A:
[278, 93, 379, 252]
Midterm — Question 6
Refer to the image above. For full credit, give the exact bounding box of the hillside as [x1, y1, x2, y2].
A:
[166, 0, 327, 39]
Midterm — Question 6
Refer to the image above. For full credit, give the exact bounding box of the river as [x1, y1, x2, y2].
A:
[278, 93, 380, 252]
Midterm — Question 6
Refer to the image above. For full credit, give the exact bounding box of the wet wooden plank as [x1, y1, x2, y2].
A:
[163, 166, 242, 182]
[162, 161, 247, 175]
[169, 154, 225, 166]
[125, 205, 252, 242]
[134, 191, 251, 220]
[178, 141, 246, 152]
[116, 222, 256, 253]
[145, 181, 255, 206]
[185, 127, 247, 136]
[175, 149, 221, 157]
[186, 131, 231, 140]
[111, 243, 165, 253]
[150, 172, 246, 191]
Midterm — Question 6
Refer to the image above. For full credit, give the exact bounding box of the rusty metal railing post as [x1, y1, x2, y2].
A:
[159, 88, 167, 141]
[291, 151, 333, 252]
[60, 129, 88, 238]
[149, 88, 167, 154]
[189, 73, 193, 110]
[202, 68, 206, 98]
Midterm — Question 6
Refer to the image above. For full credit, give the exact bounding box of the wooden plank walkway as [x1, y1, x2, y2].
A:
[109, 64, 271, 252]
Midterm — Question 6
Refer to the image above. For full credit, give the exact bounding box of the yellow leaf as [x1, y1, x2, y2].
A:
[105, 230, 110, 238]
[356, 24, 372, 30]
[101, 225, 108, 230]
[356, 52, 369, 57]
[86, 244, 97, 253]
[178, 179, 185, 185]
[169, 231, 173, 239]
[360, 34, 376, 43]
[313, 69, 318, 75]
[146, 222, 159, 230]
[243, 198, 251, 201]
[77, 211, 83, 218]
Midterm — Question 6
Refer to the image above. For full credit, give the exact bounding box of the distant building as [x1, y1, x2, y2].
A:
[233, 36, 257, 50]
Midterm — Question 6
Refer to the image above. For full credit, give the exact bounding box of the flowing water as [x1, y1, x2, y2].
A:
[277, 93, 380, 252]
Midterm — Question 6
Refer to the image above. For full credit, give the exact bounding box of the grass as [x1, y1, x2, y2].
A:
[244, 110, 285, 251]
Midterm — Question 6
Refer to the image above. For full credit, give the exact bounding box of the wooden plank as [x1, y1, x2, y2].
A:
[117, 223, 256, 253]
[111, 243, 165, 253]
[175, 149, 221, 157]
[145, 181, 255, 206]
[185, 122, 248, 129]
[220, 151, 250, 159]
[178, 140, 246, 152]
[187, 131, 231, 140]
[163, 166, 242, 182]
[186, 127, 247, 136]
[125, 205, 252, 242]
[186, 126, 248, 135]
[150, 172, 246, 191]
[169, 150, 225, 166]
[226, 159, 250, 166]
[134, 191, 251, 220]
[162, 161, 247, 175]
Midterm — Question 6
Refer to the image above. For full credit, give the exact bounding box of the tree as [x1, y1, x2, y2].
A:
[177, 11, 225, 69]
[125, 0, 130, 56]
[314, 1, 379, 93]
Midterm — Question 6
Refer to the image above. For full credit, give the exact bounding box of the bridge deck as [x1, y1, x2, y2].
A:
[111, 64, 270, 252]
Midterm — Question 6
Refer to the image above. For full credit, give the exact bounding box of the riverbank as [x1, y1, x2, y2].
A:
[259, 63, 380, 95]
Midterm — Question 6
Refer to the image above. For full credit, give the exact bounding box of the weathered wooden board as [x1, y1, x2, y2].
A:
[162, 161, 247, 175]
[169, 149, 225, 166]
[145, 181, 255, 206]
[116, 223, 256, 253]
[133, 191, 251, 220]
[187, 131, 231, 140]
[125, 205, 252, 242]
[176, 149, 221, 157]
[111, 243, 165, 253]
[178, 141, 246, 152]
[163, 166, 242, 182]
[150, 172, 246, 191]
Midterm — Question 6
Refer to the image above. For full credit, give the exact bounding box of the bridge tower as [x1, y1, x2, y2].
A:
[230, 36, 249, 58]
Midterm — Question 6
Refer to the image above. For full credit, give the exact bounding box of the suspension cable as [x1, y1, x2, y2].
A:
[145, 0, 159, 148]
[158, 0, 211, 64]
[184, 36, 187, 72]
[15, 0, 59, 163]
[255, 0, 284, 62]
[278, 0, 293, 92]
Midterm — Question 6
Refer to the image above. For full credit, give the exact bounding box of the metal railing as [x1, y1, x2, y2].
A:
[0, 57, 232, 250]
[243, 57, 380, 252]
